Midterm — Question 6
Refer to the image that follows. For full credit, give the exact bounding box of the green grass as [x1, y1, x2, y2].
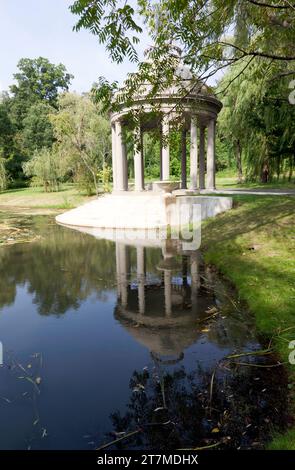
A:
[201, 194, 295, 449]
[268, 429, 295, 450]
[216, 168, 295, 190]
[0, 184, 94, 211]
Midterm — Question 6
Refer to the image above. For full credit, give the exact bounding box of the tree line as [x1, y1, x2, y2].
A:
[0, 57, 112, 194]
[2, 0, 295, 192]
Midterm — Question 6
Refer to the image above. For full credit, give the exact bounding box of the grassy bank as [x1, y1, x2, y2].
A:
[201, 194, 295, 449]
[0, 184, 94, 212]
[216, 169, 295, 190]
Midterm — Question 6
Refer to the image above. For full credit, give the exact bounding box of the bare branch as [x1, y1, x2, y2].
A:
[216, 57, 255, 96]
[218, 41, 295, 61]
[246, 0, 295, 8]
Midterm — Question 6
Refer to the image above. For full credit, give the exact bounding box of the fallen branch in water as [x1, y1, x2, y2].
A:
[197, 312, 220, 324]
[225, 348, 273, 359]
[209, 367, 216, 413]
[178, 441, 221, 451]
[96, 429, 142, 450]
[95, 418, 176, 450]
[229, 361, 287, 368]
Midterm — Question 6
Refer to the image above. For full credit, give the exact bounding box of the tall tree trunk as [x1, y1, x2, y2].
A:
[261, 161, 269, 184]
[235, 139, 243, 183]
[79, 150, 99, 195]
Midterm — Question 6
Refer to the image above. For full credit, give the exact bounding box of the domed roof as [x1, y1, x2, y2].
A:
[111, 43, 222, 124]
[119, 44, 213, 100]
[175, 62, 194, 81]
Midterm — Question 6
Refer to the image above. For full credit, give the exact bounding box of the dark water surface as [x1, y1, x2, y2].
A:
[0, 215, 288, 450]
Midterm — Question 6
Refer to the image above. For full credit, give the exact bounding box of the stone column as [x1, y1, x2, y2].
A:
[117, 243, 129, 308]
[111, 123, 117, 191]
[206, 119, 216, 190]
[199, 125, 205, 190]
[190, 117, 198, 190]
[164, 270, 172, 317]
[181, 128, 187, 189]
[140, 131, 144, 189]
[115, 120, 128, 191]
[123, 137, 128, 191]
[159, 127, 163, 181]
[162, 117, 170, 181]
[115, 242, 121, 301]
[136, 246, 145, 315]
[134, 128, 144, 191]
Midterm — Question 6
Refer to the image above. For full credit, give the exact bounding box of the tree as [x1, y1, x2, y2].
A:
[70, 0, 295, 109]
[70, 1, 142, 64]
[10, 57, 73, 122]
[50, 93, 111, 195]
[0, 93, 15, 158]
[0, 59, 73, 185]
[23, 147, 65, 192]
[0, 151, 8, 191]
[143, 133, 161, 180]
[217, 62, 249, 182]
[217, 59, 295, 182]
[0, 92, 23, 184]
[21, 102, 55, 156]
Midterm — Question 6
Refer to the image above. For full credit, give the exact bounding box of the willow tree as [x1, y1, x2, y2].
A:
[217, 59, 295, 182]
[217, 62, 248, 183]
[50, 93, 111, 195]
[22, 147, 65, 192]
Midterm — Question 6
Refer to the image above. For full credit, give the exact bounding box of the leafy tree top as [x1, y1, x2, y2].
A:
[10, 57, 74, 109]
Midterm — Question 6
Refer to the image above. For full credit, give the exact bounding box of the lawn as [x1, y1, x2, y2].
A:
[216, 169, 295, 190]
[0, 184, 94, 211]
[201, 194, 295, 449]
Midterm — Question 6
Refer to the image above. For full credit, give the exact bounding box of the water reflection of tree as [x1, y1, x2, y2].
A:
[0, 222, 116, 314]
[0, 220, 165, 315]
[107, 360, 288, 451]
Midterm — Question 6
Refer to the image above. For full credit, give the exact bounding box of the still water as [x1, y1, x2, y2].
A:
[0, 215, 288, 450]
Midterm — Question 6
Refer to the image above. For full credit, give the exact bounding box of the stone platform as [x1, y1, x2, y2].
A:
[56, 192, 232, 230]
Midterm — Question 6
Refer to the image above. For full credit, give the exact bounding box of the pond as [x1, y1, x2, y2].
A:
[0, 214, 288, 450]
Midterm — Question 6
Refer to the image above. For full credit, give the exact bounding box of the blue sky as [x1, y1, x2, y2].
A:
[0, 0, 148, 93]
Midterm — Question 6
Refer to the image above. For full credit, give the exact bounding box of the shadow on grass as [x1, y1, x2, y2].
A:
[202, 196, 295, 247]
[202, 195, 295, 334]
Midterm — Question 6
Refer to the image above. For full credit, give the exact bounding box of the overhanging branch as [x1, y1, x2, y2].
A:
[218, 41, 295, 61]
[246, 0, 295, 8]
